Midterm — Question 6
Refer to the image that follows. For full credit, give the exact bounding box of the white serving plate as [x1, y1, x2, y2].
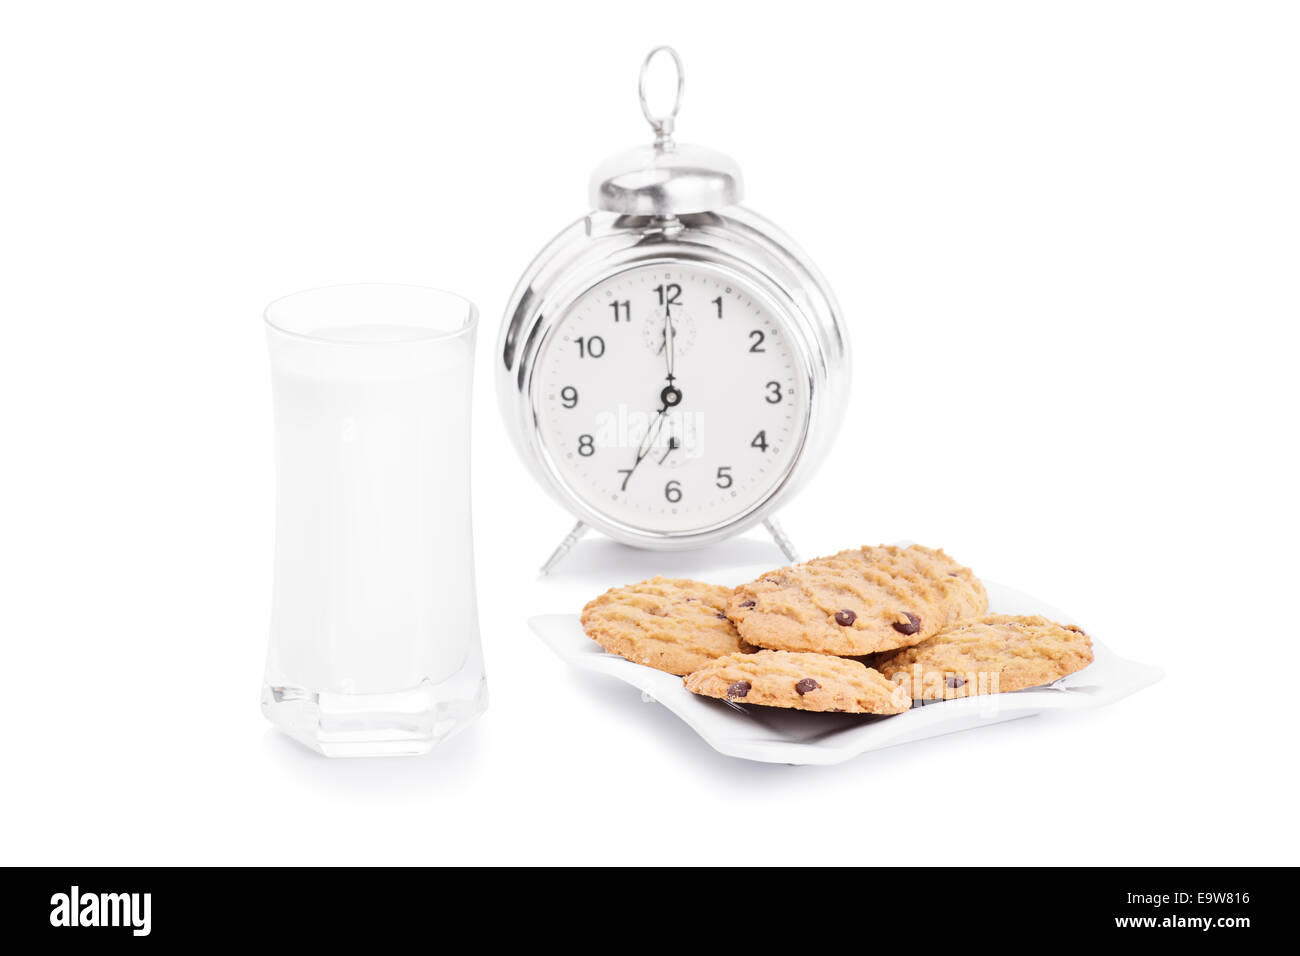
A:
[529, 579, 1163, 765]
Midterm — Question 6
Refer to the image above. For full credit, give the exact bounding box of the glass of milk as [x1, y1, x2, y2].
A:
[262, 284, 487, 756]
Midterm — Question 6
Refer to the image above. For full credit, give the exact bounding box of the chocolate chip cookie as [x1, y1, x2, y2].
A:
[581, 576, 756, 676]
[874, 614, 1094, 699]
[726, 544, 988, 656]
[684, 650, 912, 714]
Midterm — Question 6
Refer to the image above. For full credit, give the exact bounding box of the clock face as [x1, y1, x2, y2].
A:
[534, 263, 810, 534]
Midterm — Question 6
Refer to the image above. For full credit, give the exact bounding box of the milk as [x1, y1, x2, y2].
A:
[265, 323, 478, 696]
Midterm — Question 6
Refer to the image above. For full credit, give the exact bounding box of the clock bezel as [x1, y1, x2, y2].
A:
[498, 209, 850, 552]
[532, 256, 816, 542]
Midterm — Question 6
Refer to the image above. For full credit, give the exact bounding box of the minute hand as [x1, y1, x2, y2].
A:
[663, 307, 675, 381]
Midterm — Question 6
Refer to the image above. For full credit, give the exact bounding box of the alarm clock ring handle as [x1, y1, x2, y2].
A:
[638, 45, 685, 148]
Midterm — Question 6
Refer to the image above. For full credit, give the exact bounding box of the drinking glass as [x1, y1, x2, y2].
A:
[262, 284, 487, 756]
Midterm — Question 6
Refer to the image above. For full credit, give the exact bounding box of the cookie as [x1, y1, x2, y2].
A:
[874, 614, 1094, 699]
[581, 576, 756, 676]
[726, 544, 988, 656]
[684, 650, 912, 714]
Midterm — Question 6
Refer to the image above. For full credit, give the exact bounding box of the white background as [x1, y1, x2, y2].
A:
[2, 1, 1297, 866]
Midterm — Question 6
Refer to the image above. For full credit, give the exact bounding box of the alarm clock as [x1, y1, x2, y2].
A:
[497, 47, 850, 572]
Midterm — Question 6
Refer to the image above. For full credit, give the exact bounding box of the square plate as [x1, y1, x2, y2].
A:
[529, 578, 1163, 765]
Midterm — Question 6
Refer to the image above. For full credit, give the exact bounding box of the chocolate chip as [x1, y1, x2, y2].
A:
[739, 600, 756, 608]
[795, 678, 820, 695]
[891, 612, 922, 636]
[715, 612, 728, 620]
[947, 572, 958, 577]
[946, 676, 965, 688]
[834, 609, 857, 626]
[726, 680, 751, 699]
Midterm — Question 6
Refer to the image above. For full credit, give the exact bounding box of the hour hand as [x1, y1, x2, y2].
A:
[631, 408, 667, 468]
[624, 384, 683, 488]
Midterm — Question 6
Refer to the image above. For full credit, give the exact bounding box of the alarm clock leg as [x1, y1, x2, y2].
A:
[539, 520, 589, 575]
[764, 517, 800, 564]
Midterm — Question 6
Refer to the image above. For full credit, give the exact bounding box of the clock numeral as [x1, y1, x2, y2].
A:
[711, 296, 723, 318]
[664, 480, 682, 503]
[560, 386, 578, 409]
[578, 434, 595, 457]
[751, 430, 769, 452]
[609, 300, 630, 322]
[654, 283, 682, 307]
[715, 466, 733, 489]
[575, 335, 605, 358]
[765, 380, 783, 404]
[617, 469, 633, 491]
[748, 330, 766, 352]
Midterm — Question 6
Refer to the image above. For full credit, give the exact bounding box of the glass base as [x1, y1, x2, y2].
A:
[262, 670, 487, 758]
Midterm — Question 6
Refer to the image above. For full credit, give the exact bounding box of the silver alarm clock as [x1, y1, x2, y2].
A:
[498, 47, 850, 572]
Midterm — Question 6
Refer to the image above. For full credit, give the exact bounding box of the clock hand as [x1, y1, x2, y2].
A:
[631, 408, 668, 469]
[657, 434, 679, 465]
[664, 307, 676, 382]
[624, 384, 684, 484]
